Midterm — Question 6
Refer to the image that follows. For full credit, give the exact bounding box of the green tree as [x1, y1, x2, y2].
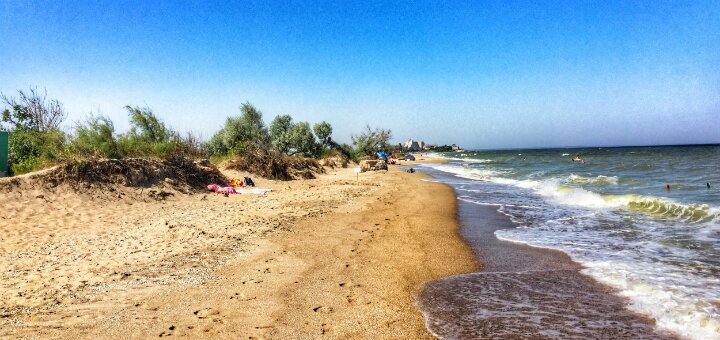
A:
[270, 114, 294, 154]
[313, 121, 332, 150]
[351, 125, 392, 156]
[288, 121, 318, 157]
[206, 102, 271, 155]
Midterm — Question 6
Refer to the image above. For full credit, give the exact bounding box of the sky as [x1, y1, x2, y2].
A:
[1, 0, 718, 149]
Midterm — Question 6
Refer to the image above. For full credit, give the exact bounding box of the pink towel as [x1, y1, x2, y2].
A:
[207, 183, 237, 194]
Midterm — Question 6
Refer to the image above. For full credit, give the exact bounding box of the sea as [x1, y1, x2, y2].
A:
[417, 144, 720, 339]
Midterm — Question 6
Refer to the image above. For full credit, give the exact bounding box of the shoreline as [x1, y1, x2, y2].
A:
[415, 157, 679, 338]
[0, 163, 477, 338]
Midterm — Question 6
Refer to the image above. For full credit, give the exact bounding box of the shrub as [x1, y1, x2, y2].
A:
[118, 106, 173, 157]
[71, 114, 122, 159]
[224, 147, 324, 180]
[8, 129, 67, 175]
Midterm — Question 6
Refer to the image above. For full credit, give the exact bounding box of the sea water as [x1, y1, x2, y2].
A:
[418, 145, 720, 339]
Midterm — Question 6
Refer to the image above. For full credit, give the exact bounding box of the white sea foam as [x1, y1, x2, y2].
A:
[422, 160, 720, 339]
[582, 261, 720, 340]
[566, 173, 619, 185]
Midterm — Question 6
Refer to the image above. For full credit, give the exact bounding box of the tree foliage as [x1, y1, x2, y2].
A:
[287, 121, 318, 157]
[1, 88, 67, 132]
[313, 121, 332, 149]
[269, 114, 294, 154]
[206, 102, 271, 155]
[351, 125, 392, 156]
[1, 88, 68, 174]
[7, 129, 66, 175]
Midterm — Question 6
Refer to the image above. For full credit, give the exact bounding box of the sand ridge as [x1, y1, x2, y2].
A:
[0, 164, 475, 338]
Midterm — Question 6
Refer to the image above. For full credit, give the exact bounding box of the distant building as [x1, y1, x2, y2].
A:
[404, 139, 420, 151]
[405, 139, 437, 152]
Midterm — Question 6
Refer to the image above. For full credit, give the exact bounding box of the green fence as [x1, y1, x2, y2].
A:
[0, 131, 8, 177]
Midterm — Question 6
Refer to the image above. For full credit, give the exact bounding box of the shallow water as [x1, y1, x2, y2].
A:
[418, 145, 720, 339]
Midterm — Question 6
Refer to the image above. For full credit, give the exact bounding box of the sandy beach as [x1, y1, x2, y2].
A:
[0, 161, 476, 338]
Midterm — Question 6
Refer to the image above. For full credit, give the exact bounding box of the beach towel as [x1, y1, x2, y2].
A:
[236, 188, 272, 195]
[207, 184, 237, 194]
[207, 183, 270, 195]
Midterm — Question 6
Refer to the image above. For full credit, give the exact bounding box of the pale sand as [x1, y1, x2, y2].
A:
[0, 165, 476, 338]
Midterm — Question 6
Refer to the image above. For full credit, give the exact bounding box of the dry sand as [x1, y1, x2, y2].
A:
[0, 163, 476, 338]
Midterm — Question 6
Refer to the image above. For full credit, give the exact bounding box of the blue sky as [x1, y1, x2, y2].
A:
[1, 0, 718, 149]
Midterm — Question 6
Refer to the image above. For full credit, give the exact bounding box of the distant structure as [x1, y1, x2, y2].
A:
[404, 139, 426, 151]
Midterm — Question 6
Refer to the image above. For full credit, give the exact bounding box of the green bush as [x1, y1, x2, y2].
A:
[118, 106, 173, 157]
[7, 129, 67, 175]
[71, 114, 122, 158]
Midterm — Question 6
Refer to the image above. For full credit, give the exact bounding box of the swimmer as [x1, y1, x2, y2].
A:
[572, 154, 585, 164]
[708, 183, 711, 189]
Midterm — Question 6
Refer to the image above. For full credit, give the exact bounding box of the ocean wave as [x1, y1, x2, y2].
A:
[446, 157, 493, 163]
[530, 183, 718, 223]
[428, 164, 504, 181]
[606, 195, 720, 224]
[424, 162, 720, 223]
[566, 174, 619, 186]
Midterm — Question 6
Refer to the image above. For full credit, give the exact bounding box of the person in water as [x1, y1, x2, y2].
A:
[572, 154, 585, 164]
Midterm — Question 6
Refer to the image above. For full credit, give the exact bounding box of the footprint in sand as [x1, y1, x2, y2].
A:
[159, 326, 175, 337]
[312, 306, 334, 314]
[194, 308, 220, 319]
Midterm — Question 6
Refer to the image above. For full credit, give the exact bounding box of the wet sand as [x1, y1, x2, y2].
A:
[418, 202, 679, 339]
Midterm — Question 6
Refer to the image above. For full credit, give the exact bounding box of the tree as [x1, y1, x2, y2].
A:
[1, 87, 67, 132]
[270, 114, 294, 154]
[351, 125, 392, 156]
[237, 102, 270, 148]
[206, 102, 271, 155]
[287, 121, 318, 157]
[313, 121, 332, 149]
